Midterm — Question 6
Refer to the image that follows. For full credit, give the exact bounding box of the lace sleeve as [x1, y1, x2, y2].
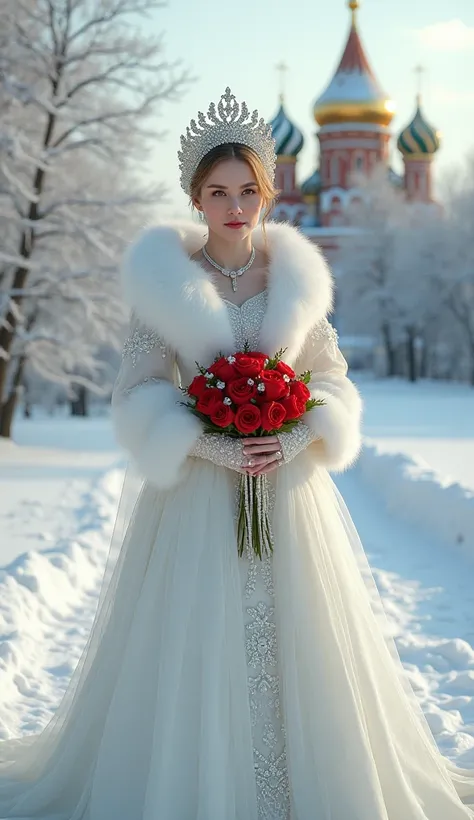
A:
[189, 433, 246, 471]
[276, 421, 318, 464]
[111, 312, 203, 490]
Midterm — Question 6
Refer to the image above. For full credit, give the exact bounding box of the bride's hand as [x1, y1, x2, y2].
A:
[242, 435, 283, 476]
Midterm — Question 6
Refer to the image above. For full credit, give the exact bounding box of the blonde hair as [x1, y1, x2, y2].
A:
[189, 142, 280, 245]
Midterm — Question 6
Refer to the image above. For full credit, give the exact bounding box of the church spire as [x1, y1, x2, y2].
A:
[313, 0, 395, 127]
[348, 0, 359, 29]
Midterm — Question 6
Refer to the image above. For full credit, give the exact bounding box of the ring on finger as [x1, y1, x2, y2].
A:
[275, 449, 283, 461]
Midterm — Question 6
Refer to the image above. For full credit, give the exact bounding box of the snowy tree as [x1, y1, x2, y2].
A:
[390, 209, 449, 382]
[0, 0, 194, 436]
[337, 164, 408, 376]
[439, 152, 474, 385]
[336, 162, 467, 382]
[397, 153, 474, 386]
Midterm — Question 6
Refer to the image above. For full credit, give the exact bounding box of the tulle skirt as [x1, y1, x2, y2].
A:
[1, 450, 474, 819]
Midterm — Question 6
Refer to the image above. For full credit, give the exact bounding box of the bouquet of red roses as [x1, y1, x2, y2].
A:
[180, 342, 324, 559]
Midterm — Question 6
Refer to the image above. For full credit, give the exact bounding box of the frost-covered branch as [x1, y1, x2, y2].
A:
[337, 156, 474, 383]
[0, 0, 195, 432]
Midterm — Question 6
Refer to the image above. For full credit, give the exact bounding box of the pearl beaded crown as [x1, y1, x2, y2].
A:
[178, 87, 277, 195]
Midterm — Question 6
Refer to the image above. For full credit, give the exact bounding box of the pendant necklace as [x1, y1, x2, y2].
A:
[202, 245, 255, 292]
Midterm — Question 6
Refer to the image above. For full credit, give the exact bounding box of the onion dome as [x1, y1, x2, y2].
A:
[269, 95, 304, 157]
[397, 96, 441, 157]
[313, 1, 395, 128]
[301, 169, 321, 197]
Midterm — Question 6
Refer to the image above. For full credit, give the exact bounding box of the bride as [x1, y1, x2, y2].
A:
[1, 86, 474, 820]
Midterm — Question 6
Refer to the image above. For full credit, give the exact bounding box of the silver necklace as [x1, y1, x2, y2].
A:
[202, 245, 255, 292]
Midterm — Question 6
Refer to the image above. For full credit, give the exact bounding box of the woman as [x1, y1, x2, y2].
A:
[1, 86, 474, 820]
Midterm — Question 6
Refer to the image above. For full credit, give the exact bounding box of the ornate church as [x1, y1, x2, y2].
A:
[269, 0, 441, 263]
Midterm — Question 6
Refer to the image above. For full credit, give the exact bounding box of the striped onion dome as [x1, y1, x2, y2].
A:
[301, 169, 321, 196]
[397, 96, 441, 157]
[313, 1, 395, 128]
[269, 96, 304, 157]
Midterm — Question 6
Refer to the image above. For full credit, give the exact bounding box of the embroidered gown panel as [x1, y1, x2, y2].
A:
[225, 290, 290, 820]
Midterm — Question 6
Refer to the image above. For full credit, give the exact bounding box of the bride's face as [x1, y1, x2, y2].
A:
[194, 158, 264, 241]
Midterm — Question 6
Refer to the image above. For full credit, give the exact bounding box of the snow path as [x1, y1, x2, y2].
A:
[337, 468, 474, 766]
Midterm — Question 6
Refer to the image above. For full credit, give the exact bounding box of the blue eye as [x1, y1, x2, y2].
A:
[211, 189, 257, 196]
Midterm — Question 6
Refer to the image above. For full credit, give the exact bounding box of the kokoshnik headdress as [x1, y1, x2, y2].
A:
[178, 86, 277, 195]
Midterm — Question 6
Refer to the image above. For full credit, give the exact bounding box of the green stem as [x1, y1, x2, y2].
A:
[252, 476, 260, 559]
[236, 473, 274, 561]
[237, 474, 246, 557]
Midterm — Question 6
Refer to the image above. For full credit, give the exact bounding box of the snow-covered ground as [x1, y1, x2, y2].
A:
[361, 374, 474, 491]
[0, 415, 122, 738]
[1, 377, 474, 766]
[0, 416, 118, 565]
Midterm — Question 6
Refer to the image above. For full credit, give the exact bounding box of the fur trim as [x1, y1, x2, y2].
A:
[111, 379, 203, 490]
[303, 380, 363, 472]
[120, 220, 334, 367]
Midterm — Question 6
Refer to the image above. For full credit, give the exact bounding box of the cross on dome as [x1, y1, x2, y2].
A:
[348, 0, 360, 27]
[269, 64, 304, 157]
[275, 60, 289, 104]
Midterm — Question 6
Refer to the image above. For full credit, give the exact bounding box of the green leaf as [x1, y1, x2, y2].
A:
[305, 398, 325, 411]
[277, 420, 299, 432]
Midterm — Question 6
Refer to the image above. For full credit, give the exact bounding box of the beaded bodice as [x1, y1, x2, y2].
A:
[174, 289, 269, 390]
[222, 289, 268, 348]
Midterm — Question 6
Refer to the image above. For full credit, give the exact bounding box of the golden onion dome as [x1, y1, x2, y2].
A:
[313, 1, 395, 128]
[397, 95, 441, 158]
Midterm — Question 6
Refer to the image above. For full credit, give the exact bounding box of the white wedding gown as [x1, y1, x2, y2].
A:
[1, 289, 474, 820]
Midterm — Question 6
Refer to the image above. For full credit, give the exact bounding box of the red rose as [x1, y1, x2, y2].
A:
[233, 353, 265, 379]
[259, 370, 289, 401]
[234, 403, 261, 434]
[275, 360, 296, 380]
[227, 376, 258, 405]
[290, 380, 311, 402]
[260, 401, 287, 431]
[246, 351, 269, 365]
[281, 394, 306, 420]
[252, 389, 268, 407]
[188, 374, 208, 399]
[210, 402, 235, 428]
[209, 356, 238, 382]
[196, 387, 222, 415]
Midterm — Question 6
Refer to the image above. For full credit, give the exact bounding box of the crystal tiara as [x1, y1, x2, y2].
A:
[178, 87, 277, 195]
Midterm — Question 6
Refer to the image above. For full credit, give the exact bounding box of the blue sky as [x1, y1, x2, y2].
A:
[144, 0, 473, 219]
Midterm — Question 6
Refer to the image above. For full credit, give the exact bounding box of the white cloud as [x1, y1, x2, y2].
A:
[412, 19, 474, 51]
